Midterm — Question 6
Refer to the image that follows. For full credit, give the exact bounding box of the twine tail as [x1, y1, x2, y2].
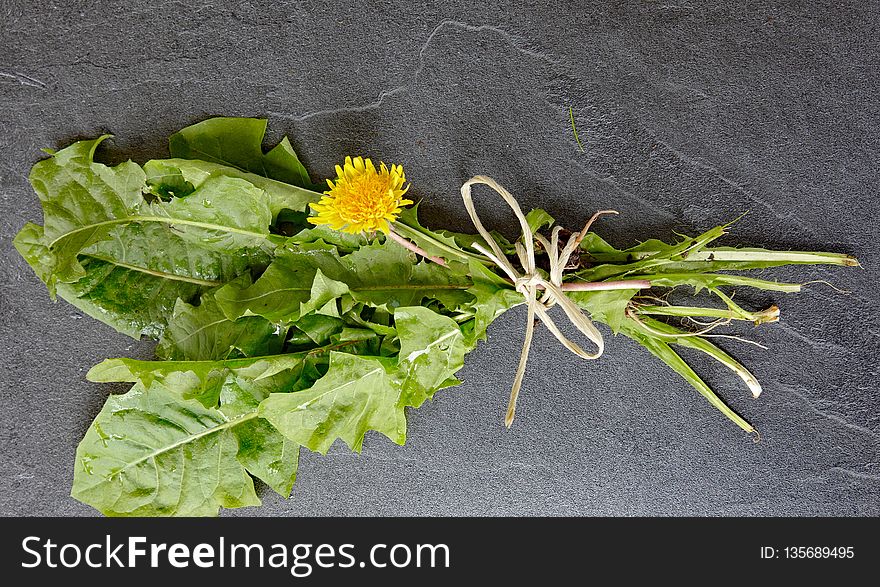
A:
[505, 294, 537, 428]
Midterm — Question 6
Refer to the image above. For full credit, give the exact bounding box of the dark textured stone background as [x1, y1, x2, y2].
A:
[1, 1, 878, 516]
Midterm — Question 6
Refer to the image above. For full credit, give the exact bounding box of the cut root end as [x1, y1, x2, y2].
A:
[753, 305, 780, 326]
[740, 370, 763, 398]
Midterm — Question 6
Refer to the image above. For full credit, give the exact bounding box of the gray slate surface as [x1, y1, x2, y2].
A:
[1, 1, 877, 516]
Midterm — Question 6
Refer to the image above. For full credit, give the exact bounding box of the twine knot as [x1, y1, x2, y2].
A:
[514, 274, 544, 294]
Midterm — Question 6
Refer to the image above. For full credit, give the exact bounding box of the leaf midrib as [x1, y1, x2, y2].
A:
[80, 412, 259, 491]
[48, 215, 285, 249]
[83, 253, 222, 287]
[284, 365, 385, 414]
[228, 282, 470, 304]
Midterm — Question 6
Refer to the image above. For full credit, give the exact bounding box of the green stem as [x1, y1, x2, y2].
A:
[635, 304, 779, 324]
[588, 247, 858, 266]
[558, 280, 651, 292]
[630, 273, 803, 293]
[569, 106, 585, 153]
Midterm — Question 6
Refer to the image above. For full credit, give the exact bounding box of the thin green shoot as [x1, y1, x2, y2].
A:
[569, 106, 585, 153]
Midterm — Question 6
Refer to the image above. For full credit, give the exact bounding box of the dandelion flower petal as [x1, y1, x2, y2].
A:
[307, 156, 412, 235]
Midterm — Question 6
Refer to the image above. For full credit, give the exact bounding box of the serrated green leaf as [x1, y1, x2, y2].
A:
[294, 313, 344, 345]
[72, 382, 261, 517]
[579, 224, 857, 276]
[578, 225, 728, 282]
[578, 231, 620, 256]
[27, 136, 145, 292]
[230, 415, 299, 498]
[464, 259, 521, 344]
[21, 138, 283, 304]
[145, 158, 321, 221]
[147, 175, 275, 253]
[158, 292, 285, 361]
[169, 117, 316, 189]
[290, 225, 368, 252]
[394, 306, 466, 408]
[567, 288, 639, 334]
[16, 223, 197, 338]
[16, 218, 263, 339]
[58, 257, 203, 339]
[524, 208, 554, 235]
[13, 222, 55, 284]
[87, 352, 320, 499]
[215, 240, 473, 323]
[88, 352, 315, 407]
[219, 378, 300, 497]
[259, 352, 406, 454]
[299, 269, 349, 317]
[214, 241, 340, 323]
[405, 257, 475, 312]
[85, 222, 264, 286]
[341, 242, 468, 309]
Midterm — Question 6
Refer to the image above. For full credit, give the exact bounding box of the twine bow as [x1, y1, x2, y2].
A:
[460, 176, 627, 427]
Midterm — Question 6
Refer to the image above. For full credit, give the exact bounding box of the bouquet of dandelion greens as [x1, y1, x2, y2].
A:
[14, 117, 857, 516]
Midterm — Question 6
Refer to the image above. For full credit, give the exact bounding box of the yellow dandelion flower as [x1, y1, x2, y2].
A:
[308, 156, 412, 234]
